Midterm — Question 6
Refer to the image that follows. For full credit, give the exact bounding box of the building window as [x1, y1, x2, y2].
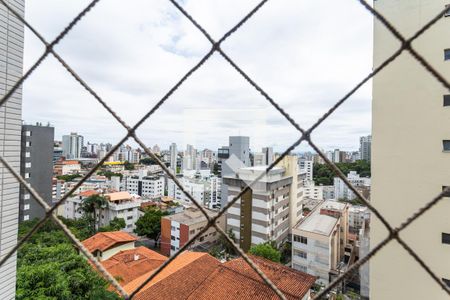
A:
[293, 235, 307, 244]
[444, 95, 450, 107]
[23, 215, 29, 221]
[25, 141, 31, 147]
[443, 278, 450, 288]
[171, 235, 176, 241]
[24, 204, 30, 210]
[296, 250, 307, 259]
[442, 233, 450, 244]
[171, 226, 176, 231]
[24, 194, 30, 200]
[442, 186, 450, 197]
[127, 216, 133, 220]
[25, 162, 31, 168]
[189, 230, 195, 235]
[445, 49, 450, 61]
[25, 152, 30, 158]
[25, 131, 31, 136]
[443, 140, 450, 151]
[25, 173, 30, 179]
[170, 245, 175, 250]
[445, 5, 450, 17]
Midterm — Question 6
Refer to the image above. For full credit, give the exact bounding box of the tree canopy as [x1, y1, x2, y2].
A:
[99, 217, 126, 232]
[79, 194, 108, 233]
[313, 160, 370, 186]
[249, 242, 281, 263]
[134, 208, 168, 240]
[16, 219, 121, 300]
[56, 173, 82, 182]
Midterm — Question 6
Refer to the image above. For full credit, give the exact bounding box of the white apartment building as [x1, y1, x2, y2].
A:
[101, 192, 140, 232]
[322, 185, 335, 200]
[123, 170, 164, 198]
[372, 2, 450, 299]
[167, 176, 208, 206]
[0, 1, 24, 297]
[62, 191, 140, 233]
[334, 171, 370, 200]
[209, 176, 221, 209]
[303, 182, 324, 201]
[224, 155, 303, 251]
[299, 159, 313, 182]
[348, 205, 369, 233]
[292, 200, 349, 285]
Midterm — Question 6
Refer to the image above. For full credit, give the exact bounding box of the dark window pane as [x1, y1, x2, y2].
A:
[446, 5, 450, 17]
[442, 186, 450, 197]
[444, 95, 450, 106]
[445, 49, 450, 61]
[443, 278, 450, 288]
[443, 140, 450, 151]
[442, 233, 450, 244]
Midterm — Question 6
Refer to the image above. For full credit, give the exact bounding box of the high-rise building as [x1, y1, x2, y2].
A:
[229, 136, 250, 167]
[372, 2, 450, 299]
[359, 135, 371, 162]
[169, 143, 177, 173]
[62, 132, 83, 159]
[0, 1, 24, 298]
[19, 124, 54, 221]
[262, 146, 274, 165]
[224, 156, 303, 252]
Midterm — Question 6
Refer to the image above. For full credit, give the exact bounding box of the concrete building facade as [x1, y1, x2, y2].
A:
[62, 132, 83, 159]
[19, 124, 54, 221]
[160, 207, 226, 256]
[359, 135, 372, 162]
[0, 1, 24, 298]
[372, 1, 450, 299]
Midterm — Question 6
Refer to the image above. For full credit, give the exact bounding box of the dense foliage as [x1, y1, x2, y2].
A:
[16, 219, 121, 300]
[139, 155, 162, 165]
[79, 194, 108, 233]
[313, 160, 370, 186]
[97, 171, 123, 179]
[249, 242, 281, 263]
[98, 217, 126, 232]
[123, 161, 135, 170]
[56, 174, 82, 181]
[134, 208, 169, 240]
[209, 229, 237, 260]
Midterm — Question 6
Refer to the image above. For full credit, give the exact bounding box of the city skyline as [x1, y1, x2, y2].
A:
[22, 0, 372, 152]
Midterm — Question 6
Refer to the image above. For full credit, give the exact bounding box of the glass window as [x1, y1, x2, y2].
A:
[445, 4, 450, 17]
[445, 49, 450, 61]
[23, 215, 29, 221]
[442, 232, 450, 244]
[24, 204, 30, 210]
[443, 140, 450, 151]
[444, 95, 450, 106]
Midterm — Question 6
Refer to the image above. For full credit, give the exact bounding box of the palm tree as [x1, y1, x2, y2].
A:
[79, 194, 108, 233]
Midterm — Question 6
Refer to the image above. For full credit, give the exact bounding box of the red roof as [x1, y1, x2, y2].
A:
[102, 247, 166, 286]
[82, 231, 137, 253]
[79, 190, 99, 197]
[130, 253, 316, 300]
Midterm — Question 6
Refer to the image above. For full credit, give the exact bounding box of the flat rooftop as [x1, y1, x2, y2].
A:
[164, 207, 217, 225]
[297, 213, 338, 236]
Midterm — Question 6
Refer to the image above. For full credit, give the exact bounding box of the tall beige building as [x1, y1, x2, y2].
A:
[372, 1, 450, 299]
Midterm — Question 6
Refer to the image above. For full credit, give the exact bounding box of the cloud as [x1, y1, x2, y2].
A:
[22, 0, 374, 152]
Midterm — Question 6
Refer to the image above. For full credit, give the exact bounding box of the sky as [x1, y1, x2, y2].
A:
[22, 0, 373, 153]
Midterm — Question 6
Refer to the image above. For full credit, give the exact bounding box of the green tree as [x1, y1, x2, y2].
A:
[16, 219, 121, 300]
[97, 171, 123, 179]
[79, 194, 108, 233]
[99, 217, 126, 232]
[313, 161, 371, 186]
[123, 160, 135, 170]
[139, 155, 162, 165]
[56, 173, 82, 181]
[134, 208, 169, 240]
[249, 242, 281, 263]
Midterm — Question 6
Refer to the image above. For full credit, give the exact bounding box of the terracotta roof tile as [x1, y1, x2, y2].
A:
[82, 231, 137, 253]
[102, 247, 166, 285]
[125, 251, 212, 295]
[79, 190, 98, 197]
[130, 253, 316, 300]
